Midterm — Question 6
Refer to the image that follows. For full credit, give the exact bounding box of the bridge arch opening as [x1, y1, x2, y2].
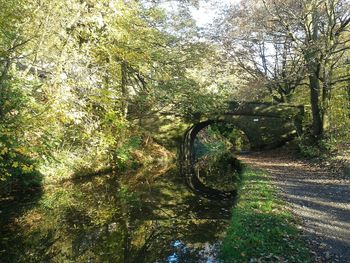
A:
[180, 102, 304, 200]
[193, 122, 250, 193]
[180, 120, 254, 200]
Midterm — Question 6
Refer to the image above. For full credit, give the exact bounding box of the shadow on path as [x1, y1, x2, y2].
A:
[239, 149, 350, 263]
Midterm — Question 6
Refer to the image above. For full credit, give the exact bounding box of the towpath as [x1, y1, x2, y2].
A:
[239, 149, 350, 263]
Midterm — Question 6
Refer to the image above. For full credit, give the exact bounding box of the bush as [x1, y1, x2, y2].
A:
[113, 136, 142, 171]
[0, 148, 42, 194]
[296, 134, 337, 158]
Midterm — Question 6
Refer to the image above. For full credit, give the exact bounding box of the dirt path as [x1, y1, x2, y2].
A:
[238, 149, 350, 263]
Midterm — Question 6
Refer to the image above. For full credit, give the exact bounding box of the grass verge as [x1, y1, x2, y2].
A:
[220, 167, 312, 262]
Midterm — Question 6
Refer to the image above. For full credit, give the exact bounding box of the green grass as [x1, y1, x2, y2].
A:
[220, 168, 312, 263]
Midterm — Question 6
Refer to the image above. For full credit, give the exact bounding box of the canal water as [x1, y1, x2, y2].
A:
[1, 124, 241, 262]
[1, 164, 235, 263]
[74, 167, 234, 263]
[121, 167, 233, 263]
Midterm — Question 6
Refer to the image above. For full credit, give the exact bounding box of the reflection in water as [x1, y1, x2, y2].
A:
[192, 124, 244, 193]
[1, 165, 233, 262]
[166, 240, 188, 263]
[125, 167, 232, 262]
[165, 240, 222, 263]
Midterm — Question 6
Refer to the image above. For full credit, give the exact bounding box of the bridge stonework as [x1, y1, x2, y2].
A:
[179, 101, 304, 199]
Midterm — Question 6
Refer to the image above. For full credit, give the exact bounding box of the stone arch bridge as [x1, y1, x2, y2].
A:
[179, 101, 304, 200]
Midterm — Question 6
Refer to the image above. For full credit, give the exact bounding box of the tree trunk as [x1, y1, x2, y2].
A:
[347, 65, 350, 117]
[305, 7, 323, 138]
[309, 72, 323, 137]
[121, 61, 128, 118]
[321, 66, 332, 131]
[0, 58, 10, 85]
[0, 58, 11, 119]
[347, 83, 350, 117]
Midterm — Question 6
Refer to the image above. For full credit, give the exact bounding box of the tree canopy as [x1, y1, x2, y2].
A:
[1, 0, 349, 186]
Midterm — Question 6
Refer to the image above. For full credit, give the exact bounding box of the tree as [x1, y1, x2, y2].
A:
[261, 0, 350, 137]
[215, 0, 350, 137]
[214, 0, 306, 103]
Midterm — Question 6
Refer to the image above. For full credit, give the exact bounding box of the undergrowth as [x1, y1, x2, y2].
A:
[296, 134, 336, 159]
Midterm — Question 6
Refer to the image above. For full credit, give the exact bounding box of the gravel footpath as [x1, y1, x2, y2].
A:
[238, 149, 350, 263]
